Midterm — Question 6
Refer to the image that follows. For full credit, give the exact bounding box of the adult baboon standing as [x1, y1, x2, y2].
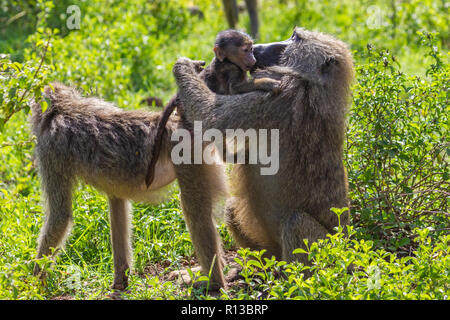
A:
[172, 27, 354, 265]
[30, 84, 227, 289]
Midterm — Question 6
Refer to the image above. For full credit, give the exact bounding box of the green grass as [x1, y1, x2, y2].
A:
[0, 0, 449, 299]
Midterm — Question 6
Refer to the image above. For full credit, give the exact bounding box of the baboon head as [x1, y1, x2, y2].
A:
[253, 27, 354, 90]
[214, 29, 256, 71]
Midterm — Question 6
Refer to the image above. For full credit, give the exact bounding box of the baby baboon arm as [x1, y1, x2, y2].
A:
[252, 66, 326, 86]
[229, 77, 281, 94]
[251, 66, 297, 80]
[173, 57, 272, 132]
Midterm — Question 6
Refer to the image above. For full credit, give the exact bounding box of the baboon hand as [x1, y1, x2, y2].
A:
[259, 78, 282, 94]
[192, 60, 206, 73]
[173, 57, 198, 77]
[268, 79, 282, 94]
[173, 57, 212, 124]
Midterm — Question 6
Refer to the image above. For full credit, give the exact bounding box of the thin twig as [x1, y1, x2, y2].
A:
[2, 37, 51, 126]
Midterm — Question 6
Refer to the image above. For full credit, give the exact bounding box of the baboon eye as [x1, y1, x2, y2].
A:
[291, 31, 302, 42]
[326, 57, 338, 65]
[322, 57, 338, 73]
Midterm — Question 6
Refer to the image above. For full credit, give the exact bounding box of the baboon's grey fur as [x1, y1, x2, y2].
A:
[30, 84, 227, 289]
[173, 27, 354, 265]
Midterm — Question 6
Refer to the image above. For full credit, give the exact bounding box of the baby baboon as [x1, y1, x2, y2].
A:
[30, 83, 227, 290]
[204, 29, 279, 95]
[172, 27, 354, 267]
[145, 29, 280, 187]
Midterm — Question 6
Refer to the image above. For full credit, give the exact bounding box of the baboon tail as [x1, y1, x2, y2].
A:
[30, 83, 81, 135]
[30, 84, 55, 135]
[30, 99, 43, 136]
[42, 82, 80, 105]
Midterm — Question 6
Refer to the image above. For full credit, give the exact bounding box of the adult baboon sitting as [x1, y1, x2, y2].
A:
[172, 27, 354, 265]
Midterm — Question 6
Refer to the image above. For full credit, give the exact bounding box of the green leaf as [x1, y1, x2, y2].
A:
[293, 248, 308, 254]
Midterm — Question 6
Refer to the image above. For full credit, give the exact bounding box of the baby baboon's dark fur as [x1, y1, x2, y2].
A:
[30, 84, 227, 289]
[173, 27, 354, 265]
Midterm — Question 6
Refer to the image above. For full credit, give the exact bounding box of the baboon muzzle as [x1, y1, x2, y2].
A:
[252, 39, 290, 69]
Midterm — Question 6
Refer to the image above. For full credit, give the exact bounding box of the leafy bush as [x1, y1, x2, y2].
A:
[0, 39, 52, 131]
[0, 0, 57, 131]
[226, 225, 449, 300]
[346, 32, 449, 253]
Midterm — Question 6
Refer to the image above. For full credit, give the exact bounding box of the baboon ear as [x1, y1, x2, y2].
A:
[214, 47, 225, 62]
[321, 56, 338, 74]
[296, 57, 338, 86]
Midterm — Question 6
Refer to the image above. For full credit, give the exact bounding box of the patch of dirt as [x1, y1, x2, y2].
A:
[142, 249, 245, 290]
[51, 249, 246, 300]
[51, 295, 73, 300]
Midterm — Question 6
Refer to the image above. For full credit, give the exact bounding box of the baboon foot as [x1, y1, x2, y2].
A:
[111, 281, 127, 291]
[106, 291, 125, 300]
[34, 269, 47, 284]
[32, 263, 41, 277]
[168, 267, 222, 291]
[225, 265, 243, 282]
[192, 280, 222, 292]
[167, 266, 201, 286]
[32, 261, 48, 282]
[111, 274, 128, 291]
